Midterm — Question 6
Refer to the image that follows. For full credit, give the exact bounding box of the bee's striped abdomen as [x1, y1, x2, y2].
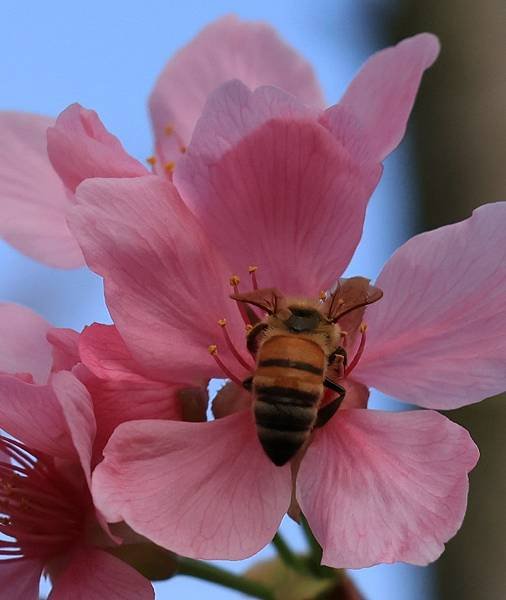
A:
[252, 335, 325, 466]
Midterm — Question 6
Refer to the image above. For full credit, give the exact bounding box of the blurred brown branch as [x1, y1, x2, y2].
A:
[391, 2, 506, 599]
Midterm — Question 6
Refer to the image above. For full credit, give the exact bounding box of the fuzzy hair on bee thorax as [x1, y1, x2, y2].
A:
[261, 298, 341, 361]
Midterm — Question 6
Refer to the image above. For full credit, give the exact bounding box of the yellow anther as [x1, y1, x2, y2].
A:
[360, 322, 368, 333]
[164, 124, 174, 136]
[229, 275, 240, 287]
[146, 155, 157, 166]
[218, 319, 227, 327]
[179, 145, 187, 154]
[245, 324, 253, 333]
[164, 162, 175, 173]
[208, 344, 218, 355]
[248, 266, 258, 273]
[319, 290, 327, 301]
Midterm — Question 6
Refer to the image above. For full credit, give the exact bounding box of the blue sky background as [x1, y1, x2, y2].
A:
[0, 1, 435, 598]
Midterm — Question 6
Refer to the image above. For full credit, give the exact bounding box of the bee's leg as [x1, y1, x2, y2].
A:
[329, 353, 345, 378]
[315, 382, 346, 428]
[242, 375, 253, 390]
[325, 353, 345, 383]
[328, 346, 348, 369]
[323, 378, 345, 393]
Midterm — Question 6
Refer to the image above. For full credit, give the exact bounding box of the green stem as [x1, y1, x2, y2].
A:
[177, 557, 275, 600]
[272, 532, 307, 572]
[301, 515, 323, 567]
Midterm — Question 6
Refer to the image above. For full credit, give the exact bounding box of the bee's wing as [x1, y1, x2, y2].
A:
[231, 287, 286, 314]
[324, 276, 383, 324]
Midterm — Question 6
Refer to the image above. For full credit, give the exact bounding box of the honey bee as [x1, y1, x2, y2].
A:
[233, 277, 382, 466]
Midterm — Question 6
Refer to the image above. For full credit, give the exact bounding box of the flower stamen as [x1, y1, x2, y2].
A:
[345, 322, 367, 376]
[229, 275, 241, 292]
[164, 124, 187, 155]
[218, 319, 254, 371]
[248, 266, 259, 290]
[146, 155, 157, 168]
[208, 345, 244, 386]
[229, 275, 251, 326]
[0, 435, 88, 562]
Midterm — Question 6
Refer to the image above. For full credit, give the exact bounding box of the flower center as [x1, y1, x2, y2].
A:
[0, 436, 90, 562]
[207, 268, 368, 390]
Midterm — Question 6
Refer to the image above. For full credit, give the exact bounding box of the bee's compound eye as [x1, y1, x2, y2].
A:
[290, 308, 315, 318]
[285, 307, 321, 332]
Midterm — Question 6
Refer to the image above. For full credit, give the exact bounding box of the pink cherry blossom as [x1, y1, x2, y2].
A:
[65, 26, 438, 385]
[54, 30, 496, 569]
[0, 370, 154, 599]
[0, 16, 325, 268]
[0, 303, 190, 597]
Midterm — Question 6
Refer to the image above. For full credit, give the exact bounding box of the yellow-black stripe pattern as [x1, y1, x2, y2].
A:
[252, 336, 325, 466]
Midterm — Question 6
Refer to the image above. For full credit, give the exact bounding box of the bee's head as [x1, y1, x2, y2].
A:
[282, 305, 323, 333]
[273, 302, 339, 353]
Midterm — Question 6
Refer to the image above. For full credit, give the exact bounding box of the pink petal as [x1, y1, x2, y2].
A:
[48, 548, 153, 600]
[75, 366, 182, 458]
[176, 80, 317, 167]
[340, 379, 369, 410]
[77, 324, 183, 454]
[355, 202, 506, 409]
[70, 175, 246, 382]
[0, 558, 44, 600]
[149, 15, 324, 166]
[325, 33, 440, 163]
[47, 327, 80, 372]
[298, 409, 479, 568]
[79, 323, 155, 383]
[51, 371, 96, 486]
[92, 411, 291, 559]
[47, 103, 147, 193]
[0, 375, 75, 458]
[0, 303, 52, 383]
[176, 81, 381, 295]
[0, 112, 83, 267]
